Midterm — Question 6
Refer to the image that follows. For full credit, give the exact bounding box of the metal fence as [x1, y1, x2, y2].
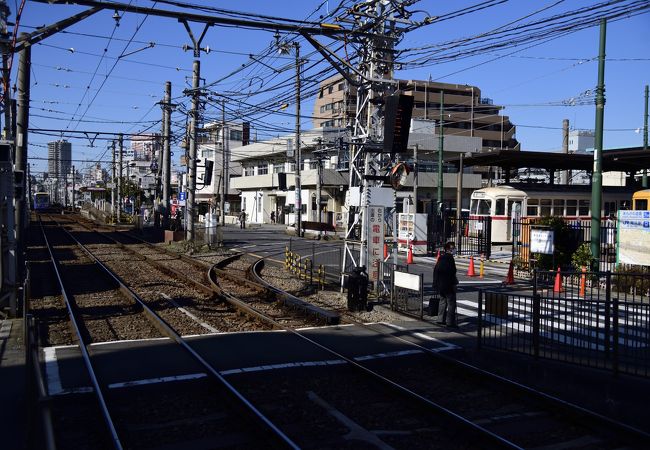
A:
[512, 218, 617, 272]
[392, 270, 424, 319]
[478, 270, 650, 377]
[428, 213, 492, 258]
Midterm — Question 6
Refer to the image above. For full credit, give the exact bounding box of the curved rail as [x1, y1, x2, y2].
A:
[48, 216, 300, 450]
[39, 218, 123, 450]
[217, 255, 522, 449]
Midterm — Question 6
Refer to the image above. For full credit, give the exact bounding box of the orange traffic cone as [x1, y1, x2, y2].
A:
[579, 266, 587, 297]
[383, 243, 388, 259]
[504, 259, 515, 285]
[407, 245, 413, 264]
[467, 256, 476, 277]
[553, 267, 563, 293]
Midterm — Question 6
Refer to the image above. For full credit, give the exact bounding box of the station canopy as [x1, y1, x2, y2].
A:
[446, 147, 650, 173]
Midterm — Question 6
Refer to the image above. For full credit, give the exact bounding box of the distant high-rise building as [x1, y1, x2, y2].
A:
[47, 140, 72, 178]
[129, 133, 161, 161]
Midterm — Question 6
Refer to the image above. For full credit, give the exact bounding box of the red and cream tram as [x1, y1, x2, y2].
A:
[469, 184, 633, 243]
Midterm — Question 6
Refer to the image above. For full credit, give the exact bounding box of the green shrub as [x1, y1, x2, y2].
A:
[571, 243, 593, 271]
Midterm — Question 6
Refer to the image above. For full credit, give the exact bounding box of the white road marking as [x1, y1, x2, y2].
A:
[379, 322, 460, 352]
[43, 347, 64, 395]
[159, 292, 220, 333]
[90, 337, 169, 346]
[0, 320, 11, 339]
[108, 373, 207, 389]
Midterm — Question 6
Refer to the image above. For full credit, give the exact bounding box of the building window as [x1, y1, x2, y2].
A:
[230, 130, 243, 141]
[273, 163, 285, 174]
[566, 199, 577, 216]
[257, 163, 268, 175]
[244, 166, 254, 177]
[328, 85, 333, 94]
[338, 82, 344, 91]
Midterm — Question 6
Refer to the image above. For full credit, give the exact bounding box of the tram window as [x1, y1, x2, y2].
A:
[566, 199, 577, 216]
[495, 199, 505, 215]
[527, 199, 539, 216]
[476, 199, 491, 215]
[635, 199, 648, 210]
[553, 199, 564, 216]
[604, 201, 616, 217]
[579, 199, 590, 216]
[540, 199, 552, 216]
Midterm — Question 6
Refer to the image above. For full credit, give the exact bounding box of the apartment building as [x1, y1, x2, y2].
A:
[229, 121, 483, 226]
[314, 75, 519, 153]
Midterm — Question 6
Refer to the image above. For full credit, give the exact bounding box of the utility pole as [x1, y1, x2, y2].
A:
[186, 59, 200, 244]
[14, 33, 30, 286]
[118, 133, 123, 222]
[413, 144, 418, 213]
[590, 18, 607, 268]
[71, 165, 75, 209]
[438, 91, 444, 209]
[561, 119, 569, 184]
[221, 98, 226, 226]
[111, 141, 116, 221]
[643, 85, 648, 188]
[161, 81, 172, 227]
[294, 42, 302, 238]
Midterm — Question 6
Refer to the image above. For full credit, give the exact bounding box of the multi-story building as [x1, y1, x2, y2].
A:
[47, 140, 72, 179]
[230, 120, 483, 226]
[194, 122, 247, 215]
[314, 75, 519, 153]
[129, 133, 161, 162]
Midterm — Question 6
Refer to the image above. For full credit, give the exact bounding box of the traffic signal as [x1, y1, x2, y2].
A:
[278, 172, 287, 191]
[203, 159, 214, 186]
[383, 93, 414, 155]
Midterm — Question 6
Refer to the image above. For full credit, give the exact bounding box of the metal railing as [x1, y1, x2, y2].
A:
[478, 270, 650, 377]
[428, 214, 492, 258]
[512, 218, 617, 272]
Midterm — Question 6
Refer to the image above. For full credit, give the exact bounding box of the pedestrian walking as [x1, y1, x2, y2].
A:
[433, 241, 459, 328]
[239, 210, 246, 229]
[270, 211, 275, 224]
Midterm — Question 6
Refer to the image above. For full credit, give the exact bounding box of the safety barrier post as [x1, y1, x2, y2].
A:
[319, 264, 325, 290]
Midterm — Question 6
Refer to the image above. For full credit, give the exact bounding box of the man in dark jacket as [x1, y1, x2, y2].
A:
[433, 241, 459, 328]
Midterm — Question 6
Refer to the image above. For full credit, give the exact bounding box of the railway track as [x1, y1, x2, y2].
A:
[36, 215, 300, 449]
[249, 256, 650, 449]
[33, 214, 650, 448]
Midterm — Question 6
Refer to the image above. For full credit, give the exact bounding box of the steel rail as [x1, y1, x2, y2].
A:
[251, 258, 650, 448]
[39, 217, 124, 450]
[209, 255, 521, 450]
[49, 216, 300, 450]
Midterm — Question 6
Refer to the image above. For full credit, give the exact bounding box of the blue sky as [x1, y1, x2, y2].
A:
[12, 0, 650, 175]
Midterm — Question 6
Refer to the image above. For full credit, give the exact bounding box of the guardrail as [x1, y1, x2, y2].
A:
[478, 273, 650, 377]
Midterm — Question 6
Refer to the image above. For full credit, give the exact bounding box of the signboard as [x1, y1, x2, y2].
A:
[530, 229, 554, 254]
[367, 205, 385, 282]
[179, 192, 186, 201]
[224, 202, 230, 214]
[618, 210, 650, 266]
[394, 271, 421, 291]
